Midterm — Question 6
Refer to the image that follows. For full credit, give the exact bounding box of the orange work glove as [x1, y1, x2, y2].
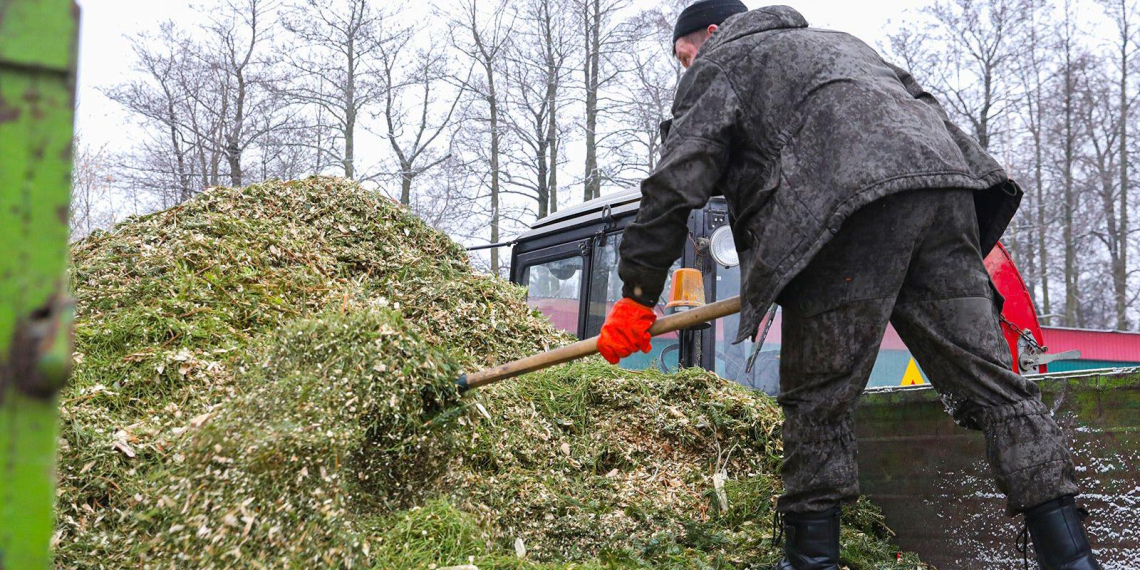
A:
[597, 298, 658, 364]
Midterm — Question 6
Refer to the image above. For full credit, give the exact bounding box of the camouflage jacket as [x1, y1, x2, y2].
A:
[618, 5, 1021, 344]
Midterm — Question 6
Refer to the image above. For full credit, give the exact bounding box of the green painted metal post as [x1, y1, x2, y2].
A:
[0, 1, 80, 568]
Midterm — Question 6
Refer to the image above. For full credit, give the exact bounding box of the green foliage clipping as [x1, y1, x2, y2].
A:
[57, 178, 927, 569]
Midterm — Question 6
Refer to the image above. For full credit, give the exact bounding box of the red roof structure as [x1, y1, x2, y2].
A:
[1041, 327, 1140, 363]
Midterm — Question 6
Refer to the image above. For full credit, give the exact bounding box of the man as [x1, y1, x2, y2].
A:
[595, 2, 1102, 569]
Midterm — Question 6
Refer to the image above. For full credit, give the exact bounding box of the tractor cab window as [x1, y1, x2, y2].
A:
[713, 264, 782, 394]
[523, 256, 583, 335]
[586, 233, 681, 372]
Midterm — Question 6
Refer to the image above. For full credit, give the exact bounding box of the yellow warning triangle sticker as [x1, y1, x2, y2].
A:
[901, 358, 926, 386]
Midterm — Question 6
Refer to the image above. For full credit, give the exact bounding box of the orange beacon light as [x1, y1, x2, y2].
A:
[665, 268, 707, 313]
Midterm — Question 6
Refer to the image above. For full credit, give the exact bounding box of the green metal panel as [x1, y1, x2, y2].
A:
[0, 1, 79, 568]
[856, 373, 1140, 568]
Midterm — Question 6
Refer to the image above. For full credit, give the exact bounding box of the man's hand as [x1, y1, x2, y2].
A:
[597, 298, 658, 364]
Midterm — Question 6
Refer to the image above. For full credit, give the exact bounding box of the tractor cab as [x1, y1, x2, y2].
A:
[510, 191, 1050, 395]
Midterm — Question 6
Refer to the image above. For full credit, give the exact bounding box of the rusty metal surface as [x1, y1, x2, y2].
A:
[856, 373, 1140, 569]
[6, 291, 73, 401]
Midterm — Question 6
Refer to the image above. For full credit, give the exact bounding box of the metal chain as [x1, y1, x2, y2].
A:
[999, 314, 1053, 374]
[999, 314, 1047, 354]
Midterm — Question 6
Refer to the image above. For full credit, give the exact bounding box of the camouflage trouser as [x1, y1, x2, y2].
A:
[774, 188, 1079, 515]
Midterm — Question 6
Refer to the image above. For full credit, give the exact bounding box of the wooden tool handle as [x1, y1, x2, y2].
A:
[458, 296, 742, 393]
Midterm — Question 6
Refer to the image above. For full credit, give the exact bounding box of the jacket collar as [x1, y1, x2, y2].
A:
[700, 5, 809, 54]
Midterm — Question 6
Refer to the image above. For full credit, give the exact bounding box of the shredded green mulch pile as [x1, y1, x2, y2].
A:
[58, 178, 927, 569]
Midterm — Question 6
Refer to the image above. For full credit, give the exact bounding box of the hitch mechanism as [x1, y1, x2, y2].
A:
[1020, 349, 1082, 373]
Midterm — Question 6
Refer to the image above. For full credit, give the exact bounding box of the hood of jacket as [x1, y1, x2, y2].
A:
[699, 5, 809, 56]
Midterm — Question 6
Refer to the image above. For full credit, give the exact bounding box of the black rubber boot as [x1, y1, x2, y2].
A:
[1021, 496, 1102, 570]
[774, 506, 841, 570]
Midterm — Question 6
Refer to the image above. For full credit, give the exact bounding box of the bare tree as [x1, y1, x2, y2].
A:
[252, 117, 322, 181]
[409, 153, 484, 239]
[110, 0, 303, 207]
[282, 0, 390, 179]
[1094, 0, 1139, 329]
[106, 22, 198, 204]
[379, 32, 463, 205]
[1011, 0, 1057, 322]
[178, 49, 229, 191]
[70, 135, 118, 239]
[501, 0, 574, 219]
[1051, 0, 1090, 327]
[449, 0, 512, 274]
[607, 1, 686, 184]
[888, 0, 1029, 151]
[207, 0, 292, 187]
[543, 0, 571, 216]
[1080, 63, 1127, 326]
[577, 0, 630, 201]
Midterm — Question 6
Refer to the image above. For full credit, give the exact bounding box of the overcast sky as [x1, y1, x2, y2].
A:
[71, 0, 936, 161]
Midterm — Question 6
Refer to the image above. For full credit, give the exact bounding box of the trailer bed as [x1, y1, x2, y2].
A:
[856, 369, 1140, 569]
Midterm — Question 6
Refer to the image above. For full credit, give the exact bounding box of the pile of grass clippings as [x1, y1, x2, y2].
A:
[58, 178, 926, 569]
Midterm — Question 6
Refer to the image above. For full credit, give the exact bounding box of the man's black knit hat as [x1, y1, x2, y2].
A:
[672, 0, 748, 46]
